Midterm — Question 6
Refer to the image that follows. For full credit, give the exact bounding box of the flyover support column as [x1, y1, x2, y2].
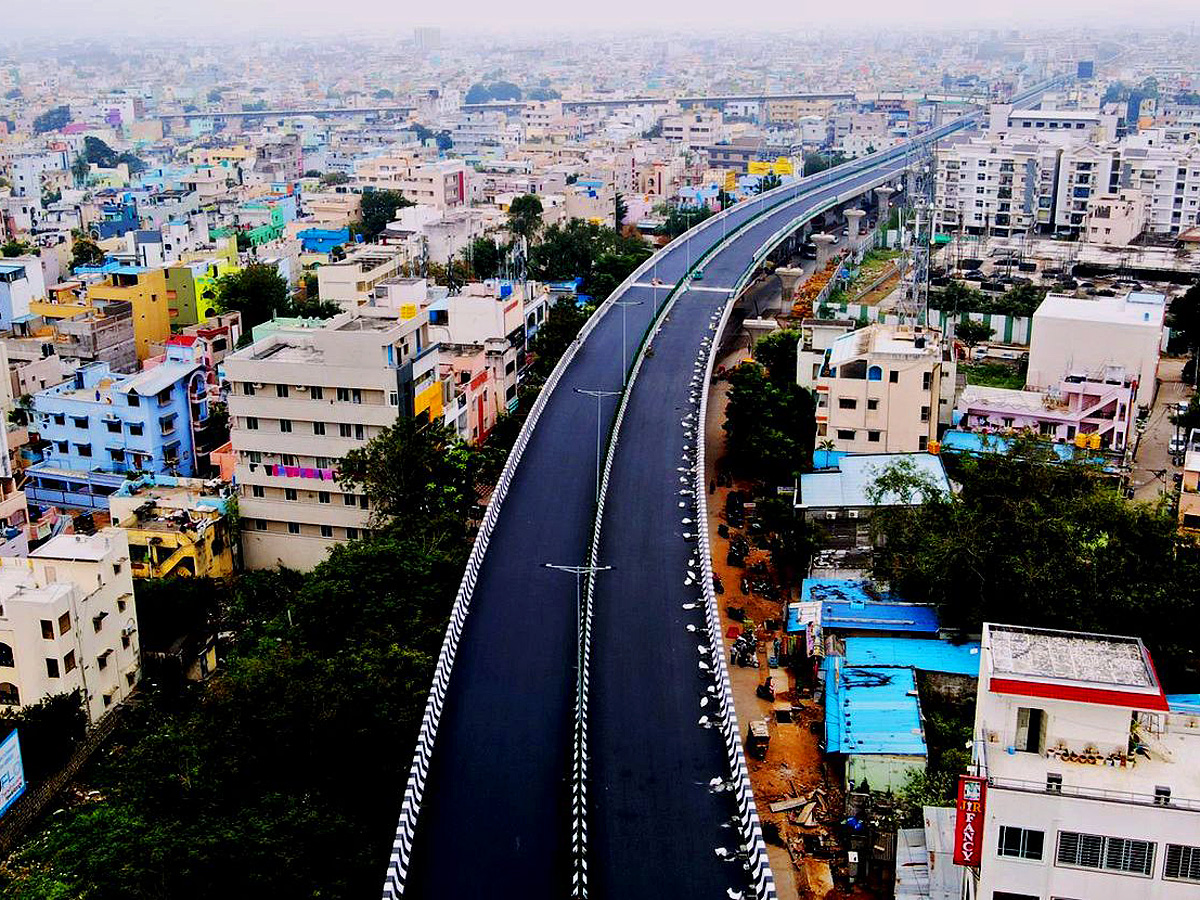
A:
[845, 210, 866, 252]
[775, 267, 806, 306]
[813, 233, 837, 270]
[874, 187, 894, 248]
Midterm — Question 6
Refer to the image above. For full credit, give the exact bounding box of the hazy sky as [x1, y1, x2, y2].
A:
[3, 0, 1198, 36]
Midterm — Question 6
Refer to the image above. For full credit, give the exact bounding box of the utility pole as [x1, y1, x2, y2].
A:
[575, 388, 620, 502]
[612, 300, 644, 386]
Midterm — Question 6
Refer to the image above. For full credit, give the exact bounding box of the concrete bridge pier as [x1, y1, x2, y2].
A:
[775, 267, 807, 304]
[813, 233, 838, 269]
[845, 209, 867, 250]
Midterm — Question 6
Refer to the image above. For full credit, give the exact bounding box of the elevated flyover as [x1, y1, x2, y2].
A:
[383, 75, 1061, 900]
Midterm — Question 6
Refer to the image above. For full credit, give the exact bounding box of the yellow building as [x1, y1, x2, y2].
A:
[109, 475, 236, 580]
[86, 268, 172, 360]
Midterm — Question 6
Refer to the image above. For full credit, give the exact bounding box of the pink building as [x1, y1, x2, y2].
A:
[954, 375, 1136, 452]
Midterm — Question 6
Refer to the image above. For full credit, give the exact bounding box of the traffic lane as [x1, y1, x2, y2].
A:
[402, 289, 655, 896]
[590, 287, 742, 898]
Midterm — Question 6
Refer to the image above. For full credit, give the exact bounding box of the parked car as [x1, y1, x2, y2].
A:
[1169, 435, 1187, 455]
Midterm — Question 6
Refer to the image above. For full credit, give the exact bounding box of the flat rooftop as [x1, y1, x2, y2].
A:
[824, 661, 926, 757]
[1034, 291, 1166, 327]
[31, 531, 120, 562]
[251, 341, 324, 364]
[986, 623, 1157, 690]
[799, 453, 950, 510]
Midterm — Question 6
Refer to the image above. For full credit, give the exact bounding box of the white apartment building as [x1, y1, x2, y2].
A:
[796, 318, 855, 390]
[1083, 188, 1148, 245]
[1027, 291, 1165, 407]
[988, 103, 1119, 142]
[224, 310, 436, 570]
[0, 530, 141, 725]
[813, 323, 955, 452]
[1053, 143, 1120, 234]
[968, 623, 1200, 900]
[934, 138, 1063, 236]
[1118, 144, 1200, 235]
[317, 245, 408, 306]
[662, 109, 724, 149]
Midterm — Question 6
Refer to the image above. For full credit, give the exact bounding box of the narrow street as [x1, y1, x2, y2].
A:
[1131, 358, 1190, 501]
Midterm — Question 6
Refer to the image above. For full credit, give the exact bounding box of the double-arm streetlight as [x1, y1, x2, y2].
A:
[575, 388, 620, 502]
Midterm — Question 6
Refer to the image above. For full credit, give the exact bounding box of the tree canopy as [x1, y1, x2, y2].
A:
[955, 317, 995, 347]
[870, 442, 1200, 689]
[32, 105, 70, 134]
[527, 219, 650, 301]
[655, 203, 714, 239]
[70, 237, 105, 269]
[464, 81, 522, 104]
[82, 136, 145, 174]
[506, 194, 543, 245]
[358, 190, 415, 242]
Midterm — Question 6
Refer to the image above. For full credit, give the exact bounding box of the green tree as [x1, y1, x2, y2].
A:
[337, 416, 478, 538]
[71, 154, 90, 187]
[655, 203, 713, 239]
[358, 190, 415, 242]
[803, 151, 848, 176]
[1, 240, 32, 258]
[33, 105, 70, 134]
[756, 173, 783, 194]
[955, 317, 995, 347]
[70, 238, 105, 269]
[319, 171, 350, 186]
[613, 191, 628, 230]
[723, 361, 816, 484]
[214, 264, 290, 330]
[507, 194, 544, 245]
[468, 236, 502, 279]
[752, 328, 801, 384]
[930, 279, 984, 315]
[1166, 280, 1200, 357]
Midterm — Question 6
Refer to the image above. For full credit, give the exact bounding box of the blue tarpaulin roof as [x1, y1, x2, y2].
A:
[844, 637, 981, 676]
[824, 659, 927, 756]
[1167, 694, 1200, 715]
[787, 578, 940, 635]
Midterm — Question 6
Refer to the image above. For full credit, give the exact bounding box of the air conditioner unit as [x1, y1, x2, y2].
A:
[121, 625, 136, 637]
[295, 385, 308, 391]
[847, 510, 860, 519]
[824, 511, 838, 520]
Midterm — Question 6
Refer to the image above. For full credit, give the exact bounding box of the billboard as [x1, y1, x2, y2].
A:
[0, 730, 25, 818]
[952, 775, 987, 866]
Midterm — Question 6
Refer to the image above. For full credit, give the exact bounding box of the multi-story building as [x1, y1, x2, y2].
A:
[25, 350, 208, 511]
[0, 529, 140, 724]
[955, 374, 1136, 453]
[224, 310, 437, 570]
[968, 622, 1200, 900]
[80, 266, 172, 361]
[662, 109, 724, 149]
[1083, 188, 1148, 245]
[796, 318, 856, 390]
[988, 103, 1120, 142]
[934, 137, 1064, 237]
[109, 474, 235, 579]
[1026, 291, 1165, 407]
[1053, 143, 1121, 234]
[316, 245, 407, 306]
[813, 323, 955, 452]
[1119, 143, 1200, 235]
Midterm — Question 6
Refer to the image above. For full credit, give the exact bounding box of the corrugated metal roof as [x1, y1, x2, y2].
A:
[844, 637, 981, 675]
[798, 452, 950, 509]
[824, 659, 926, 757]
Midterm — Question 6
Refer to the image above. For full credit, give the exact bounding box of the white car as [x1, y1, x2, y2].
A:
[1169, 435, 1187, 455]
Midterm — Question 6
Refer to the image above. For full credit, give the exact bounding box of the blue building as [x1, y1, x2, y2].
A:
[296, 227, 350, 254]
[27, 351, 208, 512]
[92, 197, 140, 241]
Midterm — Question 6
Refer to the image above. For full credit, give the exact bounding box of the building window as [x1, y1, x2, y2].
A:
[343, 493, 357, 506]
[0, 643, 12, 668]
[318, 491, 330, 504]
[867, 365, 883, 381]
[252, 485, 264, 498]
[106, 420, 121, 434]
[40, 620, 54, 640]
[346, 527, 359, 540]
[287, 522, 300, 535]
[339, 423, 352, 438]
[313, 421, 326, 435]
[63, 651, 76, 673]
[129, 423, 143, 436]
[868, 431, 881, 442]
[58, 612, 70, 635]
[276, 384, 289, 398]
[838, 397, 857, 409]
[320, 525, 334, 538]
[284, 488, 297, 501]
[76, 443, 93, 458]
[1056, 831, 1154, 876]
[389, 391, 399, 407]
[127, 394, 140, 407]
[867, 398, 879, 410]
[280, 419, 292, 433]
[46, 658, 59, 678]
[1164, 843, 1200, 882]
[354, 424, 365, 440]
[889, 370, 899, 383]
[255, 519, 267, 531]
[110, 449, 125, 462]
[1015, 706, 1045, 753]
[243, 382, 256, 396]
[310, 386, 323, 399]
[246, 416, 259, 430]
[0, 683, 18, 705]
[836, 429, 856, 440]
[998, 826, 1044, 860]
[280, 454, 296, 466]
[920, 406, 930, 423]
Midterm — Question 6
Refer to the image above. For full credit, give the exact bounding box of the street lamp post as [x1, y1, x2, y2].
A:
[543, 562, 612, 645]
[612, 300, 644, 386]
[575, 388, 620, 501]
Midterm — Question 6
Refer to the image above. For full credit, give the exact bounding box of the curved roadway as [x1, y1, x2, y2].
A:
[390, 78, 1057, 899]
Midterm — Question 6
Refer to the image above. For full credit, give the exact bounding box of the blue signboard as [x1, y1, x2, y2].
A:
[0, 730, 25, 818]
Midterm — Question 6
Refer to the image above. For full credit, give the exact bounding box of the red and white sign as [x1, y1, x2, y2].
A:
[952, 775, 987, 867]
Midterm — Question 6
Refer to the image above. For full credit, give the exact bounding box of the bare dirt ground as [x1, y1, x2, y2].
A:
[704, 349, 884, 900]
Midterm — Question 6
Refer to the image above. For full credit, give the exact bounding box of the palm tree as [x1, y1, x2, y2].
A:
[71, 154, 89, 187]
